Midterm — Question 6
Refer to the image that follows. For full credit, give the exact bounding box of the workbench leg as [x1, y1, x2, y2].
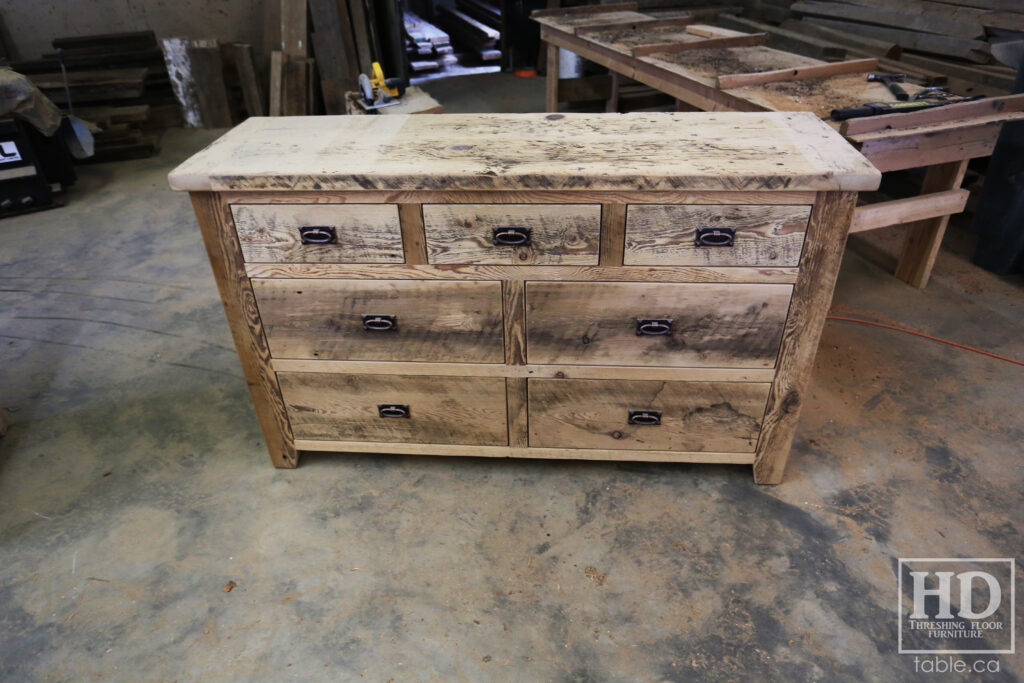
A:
[545, 43, 559, 113]
[605, 71, 620, 113]
[894, 159, 970, 289]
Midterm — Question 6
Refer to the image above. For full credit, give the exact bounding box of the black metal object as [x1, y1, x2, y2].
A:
[492, 226, 531, 246]
[378, 404, 410, 418]
[362, 314, 397, 331]
[299, 225, 337, 244]
[695, 226, 735, 247]
[636, 318, 672, 336]
[972, 63, 1024, 275]
[0, 119, 59, 218]
[628, 410, 661, 426]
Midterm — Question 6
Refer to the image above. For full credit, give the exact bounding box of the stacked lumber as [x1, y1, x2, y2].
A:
[13, 31, 181, 161]
[716, 12, 1015, 97]
[404, 12, 456, 73]
[784, 0, 1024, 70]
[438, 3, 502, 62]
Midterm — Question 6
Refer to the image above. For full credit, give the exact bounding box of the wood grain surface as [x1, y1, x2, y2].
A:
[279, 372, 508, 445]
[252, 279, 505, 362]
[624, 204, 811, 266]
[167, 113, 880, 192]
[231, 204, 403, 263]
[526, 281, 792, 368]
[423, 204, 601, 264]
[528, 378, 770, 451]
[191, 193, 298, 468]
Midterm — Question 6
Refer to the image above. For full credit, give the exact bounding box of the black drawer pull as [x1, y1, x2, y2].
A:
[362, 314, 397, 331]
[636, 318, 673, 336]
[298, 225, 337, 244]
[378, 404, 410, 419]
[695, 226, 735, 247]
[492, 226, 531, 246]
[628, 410, 662, 426]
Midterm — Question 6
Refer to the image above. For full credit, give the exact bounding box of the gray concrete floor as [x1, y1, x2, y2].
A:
[1, 76, 1023, 681]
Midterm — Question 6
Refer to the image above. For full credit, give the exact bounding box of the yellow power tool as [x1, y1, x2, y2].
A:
[358, 62, 406, 111]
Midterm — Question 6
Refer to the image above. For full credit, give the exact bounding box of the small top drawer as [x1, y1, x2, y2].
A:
[232, 204, 404, 263]
[423, 204, 601, 265]
[624, 205, 811, 267]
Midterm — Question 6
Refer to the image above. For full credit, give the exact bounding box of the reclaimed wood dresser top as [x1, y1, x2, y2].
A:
[168, 112, 880, 193]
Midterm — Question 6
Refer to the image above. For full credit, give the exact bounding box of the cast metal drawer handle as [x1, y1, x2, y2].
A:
[636, 318, 673, 336]
[695, 226, 735, 247]
[492, 226, 531, 246]
[298, 225, 337, 244]
[378, 404, 410, 419]
[628, 410, 662, 426]
[362, 314, 397, 331]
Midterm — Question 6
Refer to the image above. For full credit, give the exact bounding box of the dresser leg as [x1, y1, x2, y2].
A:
[545, 43, 559, 113]
[190, 192, 299, 469]
[753, 192, 858, 484]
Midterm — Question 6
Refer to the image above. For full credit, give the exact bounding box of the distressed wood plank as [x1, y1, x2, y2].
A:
[218, 189, 820, 205]
[717, 58, 877, 90]
[252, 279, 505, 362]
[191, 193, 297, 468]
[270, 359, 778, 382]
[231, 204, 403, 263]
[423, 204, 601, 265]
[850, 190, 969, 234]
[279, 372, 508, 445]
[507, 378, 529, 447]
[624, 204, 811, 266]
[503, 279, 527, 365]
[526, 281, 793, 368]
[754, 191, 856, 483]
[633, 33, 768, 58]
[167, 113, 880, 193]
[600, 203, 627, 266]
[245, 263, 801, 283]
[398, 204, 428, 264]
[528, 378, 771, 452]
[295, 439, 756, 464]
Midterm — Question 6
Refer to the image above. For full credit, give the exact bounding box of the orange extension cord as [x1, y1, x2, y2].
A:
[826, 314, 1024, 367]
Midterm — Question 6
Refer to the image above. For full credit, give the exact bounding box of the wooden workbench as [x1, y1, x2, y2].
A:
[535, 4, 1024, 288]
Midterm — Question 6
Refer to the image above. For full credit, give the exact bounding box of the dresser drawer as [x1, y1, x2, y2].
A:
[423, 204, 601, 265]
[624, 205, 811, 267]
[252, 279, 505, 362]
[525, 282, 791, 368]
[279, 372, 509, 445]
[528, 378, 770, 452]
[232, 204, 403, 263]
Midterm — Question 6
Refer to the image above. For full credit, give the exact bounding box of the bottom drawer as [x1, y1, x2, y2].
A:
[279, 372, 509, 446]
[528, 378, 770, 452]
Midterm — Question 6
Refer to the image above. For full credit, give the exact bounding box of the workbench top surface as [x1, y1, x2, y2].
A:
[168, 113, 880, 192]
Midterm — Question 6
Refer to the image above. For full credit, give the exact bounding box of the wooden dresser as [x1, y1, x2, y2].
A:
[169, 113, 879, 483]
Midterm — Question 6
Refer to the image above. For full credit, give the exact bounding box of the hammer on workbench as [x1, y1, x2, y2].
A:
[867, 72, 909, 101]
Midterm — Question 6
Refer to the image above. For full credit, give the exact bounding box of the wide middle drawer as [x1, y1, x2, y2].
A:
[252, 279, 505, 362]
[526, 281, 792, 368]
[279, 372, 509, 446]
[423, 204, 601, 265]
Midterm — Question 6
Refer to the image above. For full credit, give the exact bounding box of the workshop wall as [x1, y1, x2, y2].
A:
[2, 0, 264, 61]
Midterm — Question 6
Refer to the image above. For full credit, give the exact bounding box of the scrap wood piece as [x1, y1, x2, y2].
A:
[269, 50, 283, 116]
[633, 32, 768, 58]
[532, 2, 637, 18]
[685, 24, 747, 38]
[186, 41, 233, 127]
[574, 16, 696, 36]
[791, 0, 985, 40]
[232, 44, 265, 117]
[717, 57, 878, 90]
[848, 111, 1024, 144]
[280, 0, 308, 58]
[161, 38, 202, 126]
[840, 93, 1024, 136]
